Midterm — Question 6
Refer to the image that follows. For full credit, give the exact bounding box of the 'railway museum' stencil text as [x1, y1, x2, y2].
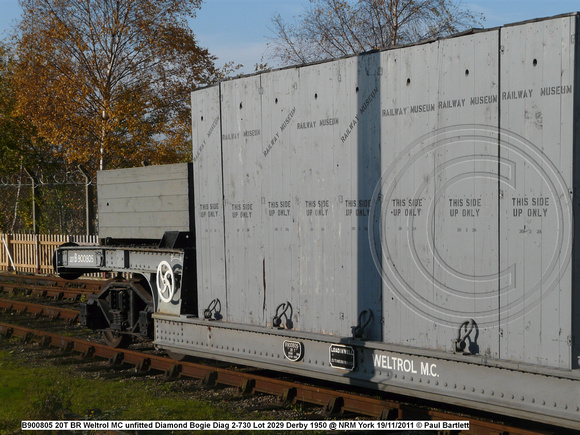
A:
[382, 85, 571, 118]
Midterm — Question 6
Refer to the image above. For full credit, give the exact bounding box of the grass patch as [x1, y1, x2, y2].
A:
[0, 344, 252, 434]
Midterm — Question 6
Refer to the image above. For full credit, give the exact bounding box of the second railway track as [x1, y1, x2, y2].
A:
[0, 299, 80, 323]
[0, 272, 103, 300]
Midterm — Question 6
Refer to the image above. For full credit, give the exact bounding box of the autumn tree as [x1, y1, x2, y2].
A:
[268, 0, 483, 65]
[0, 42, 60, 233]
[0, 43, 51, 174]
[12, 0, 222, 173]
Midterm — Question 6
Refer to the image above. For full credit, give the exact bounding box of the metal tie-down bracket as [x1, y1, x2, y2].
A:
[272, 302, 293, 329]
[203, 298, 222, 320]
[452, 319, 478, 354]
[352, 309, 373, 339]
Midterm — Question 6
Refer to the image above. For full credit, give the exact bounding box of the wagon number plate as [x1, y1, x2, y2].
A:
[68, 250, 99, 266]
[329, 344, 355, 370]
[283, 340, 304, 362]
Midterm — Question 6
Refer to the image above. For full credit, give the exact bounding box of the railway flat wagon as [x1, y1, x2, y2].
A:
[55, 14, 580, 428]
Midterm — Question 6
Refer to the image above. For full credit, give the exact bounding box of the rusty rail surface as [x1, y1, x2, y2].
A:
[0, 320, 558, 435]
[0, 272, 103, 299]
[0, 299, 79, 323]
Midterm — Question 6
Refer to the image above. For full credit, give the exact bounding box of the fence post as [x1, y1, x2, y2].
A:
[24, 167, 40, 234]
[2, 234, 15, 271]
[78, 165, 95, 236]
[34, 234, 40, 274]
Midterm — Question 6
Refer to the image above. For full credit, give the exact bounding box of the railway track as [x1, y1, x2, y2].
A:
[0, 285, 569, 434]
[0, 319, 559, 434]
[0, 299, 80, 323]
[0, 272, 102, 300]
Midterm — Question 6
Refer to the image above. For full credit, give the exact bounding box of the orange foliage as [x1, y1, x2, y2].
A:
[12, 0, 221, 175]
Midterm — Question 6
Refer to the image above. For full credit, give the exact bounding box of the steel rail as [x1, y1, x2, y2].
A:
[0, 272, 102, 299]
[0, 321, 557, 434]
[0, 299, 79, 323]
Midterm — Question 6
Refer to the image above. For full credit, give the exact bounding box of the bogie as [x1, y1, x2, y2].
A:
[81, 278, 154, 343]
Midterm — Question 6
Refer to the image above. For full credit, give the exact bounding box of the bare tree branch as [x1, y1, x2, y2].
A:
[267, 0, 484, 65]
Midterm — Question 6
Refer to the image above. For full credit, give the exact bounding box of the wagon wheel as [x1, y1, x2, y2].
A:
[102, 331, 132, 348]
[166, 350, 189, 361]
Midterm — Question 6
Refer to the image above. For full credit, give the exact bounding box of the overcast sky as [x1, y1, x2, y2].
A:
[1, 0, 579, 74]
